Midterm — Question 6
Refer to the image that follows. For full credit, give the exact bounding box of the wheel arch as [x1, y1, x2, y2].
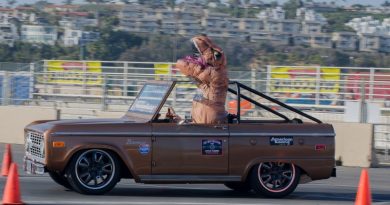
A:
[241, 158, 309, 182]
[60, 144, 134, 179]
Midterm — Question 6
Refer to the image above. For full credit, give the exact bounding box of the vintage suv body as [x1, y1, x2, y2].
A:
[24, 81, 335, 198]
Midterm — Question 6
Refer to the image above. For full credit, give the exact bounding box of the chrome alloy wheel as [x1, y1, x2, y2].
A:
[257, 162, 295, 193]
[74, 149, 115, 190]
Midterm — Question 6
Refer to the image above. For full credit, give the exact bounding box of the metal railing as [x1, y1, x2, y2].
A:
[1, 60, 390, 122]
[266, 65, 390, 106]
[2, 60, 390, 163]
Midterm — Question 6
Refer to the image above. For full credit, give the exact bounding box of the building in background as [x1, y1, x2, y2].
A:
[0, 23, 18, 46]
[332, 32, 358, 51]
[59, 15, 98, 30]
[21, 25, 58, 45]
[44, 4, 80, 14]
[379, 35, 390, 53]
[310, 33, 332, 48]
[359, 33, 380, 52]
[63, 28, 99, 47]
[257, 6, 285, 20]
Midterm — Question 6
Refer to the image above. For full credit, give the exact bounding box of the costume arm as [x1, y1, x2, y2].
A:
[176, 59, 212, 83]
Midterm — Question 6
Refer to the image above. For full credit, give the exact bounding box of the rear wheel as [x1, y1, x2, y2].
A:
[66, 149, 121, 195]
[250, 162, 300, 198]
[224, 182, 251, 192]
[48, 171, 72, 190]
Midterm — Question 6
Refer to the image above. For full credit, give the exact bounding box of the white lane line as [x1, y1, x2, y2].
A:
[301, 183, 390, 190]
[298, 194, 355, 201]
[26, 201, 277, 205]
[301, 183, 357, 188]
[373, 202, 390, 205]
[301, 194, 390, 203]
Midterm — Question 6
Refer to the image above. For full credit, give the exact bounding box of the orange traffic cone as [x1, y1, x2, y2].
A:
[1, 144, 13, 176]
[2, 163, 23, 205]
[355, 168, 372, 205]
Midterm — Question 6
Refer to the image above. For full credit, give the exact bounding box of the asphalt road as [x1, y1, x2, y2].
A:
[1, 143, 390, 205]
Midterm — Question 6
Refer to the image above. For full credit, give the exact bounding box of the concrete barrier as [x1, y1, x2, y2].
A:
[0, 106, 378, 167]
[333, 122, 375, 167]
[0, 106, 58, 144]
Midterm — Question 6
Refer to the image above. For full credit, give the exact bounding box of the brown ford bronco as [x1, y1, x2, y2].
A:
[24, 81, 336, 198]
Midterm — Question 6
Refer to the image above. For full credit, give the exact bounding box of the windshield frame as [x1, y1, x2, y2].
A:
[124, 81, 176, 122]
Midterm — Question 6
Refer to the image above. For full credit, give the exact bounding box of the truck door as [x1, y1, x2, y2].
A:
[151, 123, 229, 174]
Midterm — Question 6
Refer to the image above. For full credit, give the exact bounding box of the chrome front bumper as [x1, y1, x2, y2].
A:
[23, 156, 45, 175]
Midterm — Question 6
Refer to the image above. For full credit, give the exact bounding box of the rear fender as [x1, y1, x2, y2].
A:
[241, 157, 331, 182]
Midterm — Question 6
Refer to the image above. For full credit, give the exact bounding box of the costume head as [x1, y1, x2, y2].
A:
[191, 34, 226, 67]
[176, 34, 229, 124]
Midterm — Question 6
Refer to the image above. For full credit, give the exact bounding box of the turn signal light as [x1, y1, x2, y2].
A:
[53, 141, 65, 148]
[315, 144, 326, 151]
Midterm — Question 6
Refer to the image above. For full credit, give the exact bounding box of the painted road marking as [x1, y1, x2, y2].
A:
[26, 201, 279, 205]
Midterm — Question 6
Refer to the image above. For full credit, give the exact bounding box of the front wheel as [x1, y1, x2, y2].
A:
[66, 149, 121, 195]
[250, 162, 300, 198]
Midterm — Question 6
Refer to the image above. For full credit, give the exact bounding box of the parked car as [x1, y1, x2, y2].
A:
[24, 80, 336, 198]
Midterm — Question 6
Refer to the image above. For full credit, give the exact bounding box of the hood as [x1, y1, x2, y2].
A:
[46, 118, 132, 126]
[25, 117, 138, 134]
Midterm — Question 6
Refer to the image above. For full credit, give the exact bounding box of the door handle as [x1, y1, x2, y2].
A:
[214, 125, 227, 130]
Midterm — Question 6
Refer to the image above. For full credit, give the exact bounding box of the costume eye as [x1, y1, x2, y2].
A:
[214, 51, 222, 60]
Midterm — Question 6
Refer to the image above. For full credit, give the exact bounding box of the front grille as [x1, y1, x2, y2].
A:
[26, 131, 45, 159]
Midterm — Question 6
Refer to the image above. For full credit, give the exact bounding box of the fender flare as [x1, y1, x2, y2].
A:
[59, 144, 138, 181]
[241, 157, 310, 182]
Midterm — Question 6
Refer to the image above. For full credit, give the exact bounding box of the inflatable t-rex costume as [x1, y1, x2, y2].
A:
[176, 35, 229, 124]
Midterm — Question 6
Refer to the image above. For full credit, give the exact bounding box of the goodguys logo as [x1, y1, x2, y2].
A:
[202, 140, 222, 155]
[270, 137, 294, 146]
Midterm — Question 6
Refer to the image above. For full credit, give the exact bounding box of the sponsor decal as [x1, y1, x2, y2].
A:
[270, 137, 294, 146]
[46, 61, 102, 85]
[138, 144, 150, 155]
[202, 139, 222, 155]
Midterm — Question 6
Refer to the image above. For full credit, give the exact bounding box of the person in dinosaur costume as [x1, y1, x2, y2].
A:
[175, 34, 229, 124]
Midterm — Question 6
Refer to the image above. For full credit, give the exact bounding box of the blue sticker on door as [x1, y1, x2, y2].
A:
[138, 144, 150, 155]
[202, 140, 222, 155]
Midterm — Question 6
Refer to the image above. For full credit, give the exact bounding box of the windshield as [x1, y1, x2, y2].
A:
[126, 81, 174, 121]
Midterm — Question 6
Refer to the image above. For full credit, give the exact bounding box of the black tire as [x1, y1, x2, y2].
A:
[66, 149, 121, 195]
[250, 162, 300, 198]
[224, 182, 252, 192]
[48, 171, 72, 190]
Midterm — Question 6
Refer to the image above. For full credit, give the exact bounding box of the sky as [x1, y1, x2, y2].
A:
[0, 0, 387, 7]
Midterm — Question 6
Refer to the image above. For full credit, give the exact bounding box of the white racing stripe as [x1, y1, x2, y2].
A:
[121, 183, 225, 190]
[26, 201, 277, 205]
[299, 194, 390, 203]
[301, 183, 390, 190]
